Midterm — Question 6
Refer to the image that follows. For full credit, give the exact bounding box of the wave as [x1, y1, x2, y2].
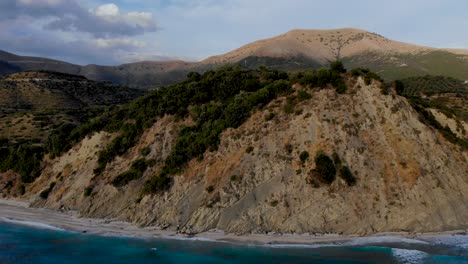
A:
[0, 217, 64, 231]
[342, 236, 430, 246]
[391, 248, 429, 264]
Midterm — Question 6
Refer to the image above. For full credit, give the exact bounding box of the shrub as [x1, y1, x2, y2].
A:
[285, 143, 293, 154]
[283, 96, 297, 114]
[335, 81, 347, 94]
[265, 112, 275, 121]
[111, 158, 149, 187]
[140, 146, 151, 156]
[206, 185, 214, 193]
[39, 181, 56, 199]
[230, 175, 239, 182]
[112, 170, 141, 187]
[332, 152, 342, 167]
[142, 174, 171, 194]
[339, 166, 357, 186]
[299, 151, 310, 163]
[313, 153, 336, 184]
[18, 184, 25, 195]
[297, 90, 312, 101]
[83, 186, 93, 197]
[245, 146, 254, 154]
[330, 60, 346, 73]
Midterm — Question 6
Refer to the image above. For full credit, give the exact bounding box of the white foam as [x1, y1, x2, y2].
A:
[392, 248, 429, 264]
[343, 236, 430, 246]
[423, 235, 468, 248]
[266, 243, 337, 249]
[161, 235, 218, 243]
[0, 217, 64, 231]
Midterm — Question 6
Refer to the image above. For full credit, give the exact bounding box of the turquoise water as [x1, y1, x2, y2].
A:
[0, 222, 467, 264]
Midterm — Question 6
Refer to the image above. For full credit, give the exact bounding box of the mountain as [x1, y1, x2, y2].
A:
[2, 28, 468, 88]
[205, 28, 468, 80]
[1, 66, 466, 235]
[0, 50, 196, 89]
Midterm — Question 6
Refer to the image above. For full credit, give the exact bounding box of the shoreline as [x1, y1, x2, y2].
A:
[1, 199, 466, 247]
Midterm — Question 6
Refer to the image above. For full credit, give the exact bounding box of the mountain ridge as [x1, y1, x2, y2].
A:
[2, 28, 468, 88]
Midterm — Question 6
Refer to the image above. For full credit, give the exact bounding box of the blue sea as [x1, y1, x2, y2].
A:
[0, 221, 467, 264]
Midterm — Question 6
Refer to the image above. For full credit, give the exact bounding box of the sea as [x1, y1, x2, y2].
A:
[0, 220, 467, 264]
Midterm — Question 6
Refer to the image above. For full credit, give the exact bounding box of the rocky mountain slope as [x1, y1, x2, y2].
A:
[2, 28, 468, 88]
[2, 65, 466, 236]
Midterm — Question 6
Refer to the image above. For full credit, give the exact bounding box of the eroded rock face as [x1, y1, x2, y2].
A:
[13, 78, 468, 235]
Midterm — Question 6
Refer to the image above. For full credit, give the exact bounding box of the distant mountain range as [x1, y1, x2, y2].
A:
[2, 28, 468, 88]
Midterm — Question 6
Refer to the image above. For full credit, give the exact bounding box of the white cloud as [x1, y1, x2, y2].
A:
[93, 3, 120, 18]
[126, 11, 154, 27]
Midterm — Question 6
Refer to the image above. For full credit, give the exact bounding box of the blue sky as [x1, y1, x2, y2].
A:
[1, 0, 467, 65]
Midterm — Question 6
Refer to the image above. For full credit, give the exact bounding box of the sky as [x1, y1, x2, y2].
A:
[1, 0, 467, 65]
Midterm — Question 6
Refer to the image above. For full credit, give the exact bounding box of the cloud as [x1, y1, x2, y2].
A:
[94, 3, 120, 18]
[0, 0, 161, 65]
[0, 0, 157, 37]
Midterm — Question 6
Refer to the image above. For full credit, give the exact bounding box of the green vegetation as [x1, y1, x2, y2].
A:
[312, 152, 336, 184]
[330, 61, 346, 73]
[18, 184, 25, 195]
[230, 175, 239, 182]
[297, 65, 347, 94]
[409, 101, 468, 149]
[332, 152, 357, 186]
[111, 158, 149, 187]
[83, 186, 93, 197]
[140, 146, 151, 156]
[343, 50, 468, 81]
[299, 151, 310, 163]
[39, 181, 55, 199]
[395, 75, 468, 149]
[297, 90, 312, 101]
[245, 146, 254, 154]
[397, 75, 467, 97]
[339, 166, 356, 186]
[0, 139, 43, 183]
[206, 185, 215, 193]
[264, 112, 275, 121]
[350, 68, 383, 85]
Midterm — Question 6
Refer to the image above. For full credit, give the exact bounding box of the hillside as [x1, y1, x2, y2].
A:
[0, 71, 145, 184]
[0, 71, 144, 111]
[2, 28, 468, 88]
[1, 65, 466, 236]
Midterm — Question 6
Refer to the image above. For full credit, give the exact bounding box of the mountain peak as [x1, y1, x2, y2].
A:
[202, 28, 430, 65]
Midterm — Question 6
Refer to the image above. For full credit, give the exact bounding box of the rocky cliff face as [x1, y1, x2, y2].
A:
[16, 77, 467, 236]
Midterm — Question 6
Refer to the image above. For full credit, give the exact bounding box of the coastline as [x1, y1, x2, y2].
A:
[1, 198, 466, 247]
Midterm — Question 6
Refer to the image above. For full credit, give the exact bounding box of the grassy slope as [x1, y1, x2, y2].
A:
[343, 50, 468, 81]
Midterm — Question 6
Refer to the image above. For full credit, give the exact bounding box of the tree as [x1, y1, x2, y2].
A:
[330, 61, 346, 73]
